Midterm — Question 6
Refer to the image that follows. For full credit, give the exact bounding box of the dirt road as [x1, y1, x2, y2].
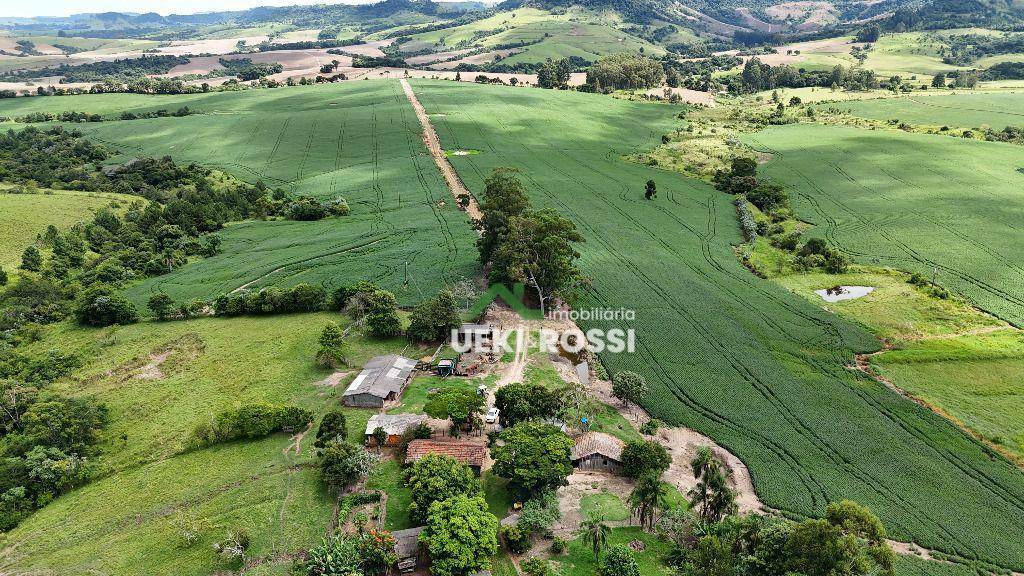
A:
[400, 78, 483, 221]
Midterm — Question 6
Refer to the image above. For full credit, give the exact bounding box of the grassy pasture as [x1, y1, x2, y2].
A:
[412, 79, 1024, 570]
[0, 312, 425, 574]
[839, 91, 1024, 130]
[0, 82, 478, 306]
[0, 190, 129, 272]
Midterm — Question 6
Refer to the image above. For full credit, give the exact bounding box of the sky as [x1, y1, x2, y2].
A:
[1, 0, 371, 19]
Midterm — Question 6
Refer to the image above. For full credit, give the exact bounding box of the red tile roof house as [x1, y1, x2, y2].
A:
[405, 438, 487, 475]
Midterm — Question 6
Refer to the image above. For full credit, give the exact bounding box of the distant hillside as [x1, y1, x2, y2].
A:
[499, 0, 1024, 34]
[0, 0, 487, 36]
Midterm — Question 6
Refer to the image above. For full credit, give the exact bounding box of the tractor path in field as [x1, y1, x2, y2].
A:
[400, 78, 483, 221]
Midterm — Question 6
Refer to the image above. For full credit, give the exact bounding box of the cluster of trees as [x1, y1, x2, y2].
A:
[536, 58, 573, 89]
[476, 168, 585, 316]
[0, 378, 108, 530]
[982, 61, 1024, 81]
[217, 58, 284, 81]
[931, 70, 979, 88]
[734, 58, 879, 93]
[286, 195, 350, 220]
[189, 403, 313, 448]
[585, 53, 665, 92]
[211, 283, 329, 317]
[12, 106, 197, 124]
[662, 499, 895, 576]
[350, 55, 409, 68]
[942, 33, 1024, 66]
[0, 55, 190, 83]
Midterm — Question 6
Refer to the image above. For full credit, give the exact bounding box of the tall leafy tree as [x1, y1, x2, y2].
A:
[405, 454, 483, 524]
[420, 495, 499, 576]
[476, 168, 530, 263]
[491, 422, 573, 498]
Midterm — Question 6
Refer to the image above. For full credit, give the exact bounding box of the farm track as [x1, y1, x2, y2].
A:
[400, 79, 483, 221]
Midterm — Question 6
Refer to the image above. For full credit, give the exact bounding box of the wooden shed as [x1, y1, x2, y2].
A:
[571, 432, 626, 474]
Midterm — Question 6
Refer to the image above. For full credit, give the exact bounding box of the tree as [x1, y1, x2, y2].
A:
[621, 440, 671, 479]
[630, 474, 669, 531]
[314, 410, 346, 450]
[489, 208, 585, 316]
[147, 293, 175, 321]
[74, 284, 140, 327]
[476, 168, 531, 263]
[319, 440, 373, 491]
[424, 387, 485, 431]
[600, 544, 641, 576]
[19, 246, 41, 272]
[493, 381, 563, 427]
[407, 289, 460, 343]
[586, 53, 665, 90]
[931, 73, 947, 88]
[578, 515, 610, 561]
[420, 495, 499, 576]
[405, 453, 483, 524]
[371, 426, 387, 452]
[854, 24, 881, 43]
[316, 322, 349, 368]
[611, 371, 648, 411]
[364, 289, 402, 338]
[491, 422, 573, 498]
[0, 266, 8, 286]
[747, 182, 790, 214]
[688, 446, 736, 523]
[644, 180, 657, 200]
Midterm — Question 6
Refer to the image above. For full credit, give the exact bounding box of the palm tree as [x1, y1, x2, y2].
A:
[630, 475, 669, 531]
[687, 446, 737, 523]
[578, 515, 610, 561]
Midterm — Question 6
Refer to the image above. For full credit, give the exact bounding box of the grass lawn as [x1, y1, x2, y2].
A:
[366, 458, 415, 531]
[580, 491, 630, 522]
[553, 527, 672, 576]
[388, 374, 484, 415]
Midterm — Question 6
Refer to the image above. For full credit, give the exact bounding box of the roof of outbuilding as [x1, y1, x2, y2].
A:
[392, 526, 425, 558]
[405, 439, 487, 467]
[343, 354, 416, 399]
[365, 413, 428, 436]
[571, 432, 626, 462]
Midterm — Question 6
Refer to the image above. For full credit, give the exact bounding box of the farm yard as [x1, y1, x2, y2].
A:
[410, 78, 1024, 571]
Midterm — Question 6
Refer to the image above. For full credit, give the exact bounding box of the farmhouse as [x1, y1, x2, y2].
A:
[364, 413, 429, 447]
[342, 355, 417, 408]
[405, 438, 487, 475]
[571, 432, 625, 474]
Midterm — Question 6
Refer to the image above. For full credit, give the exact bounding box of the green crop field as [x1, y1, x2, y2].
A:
[0, 313, 427, 574]
[411, 79, 1024, 570]
[0, 82, 479, 307]
[0, 190, 131, 272]
[839, 92, 1024, 130]
[745, 123, 1024, 328]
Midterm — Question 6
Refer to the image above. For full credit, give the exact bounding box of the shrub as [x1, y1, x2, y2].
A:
[190, 403, 312, 447]
[600, 544, 640, 576]
[522, 557, 556, 576]
[550, 536, 567, 555]
[517, 490, 560, 538]
[639, 419, 661, 435]
[502, 523, 531, 553]
[303, 533, 360, 576]
[74, 284, 139, 327]
[320, 440, 375, 490]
